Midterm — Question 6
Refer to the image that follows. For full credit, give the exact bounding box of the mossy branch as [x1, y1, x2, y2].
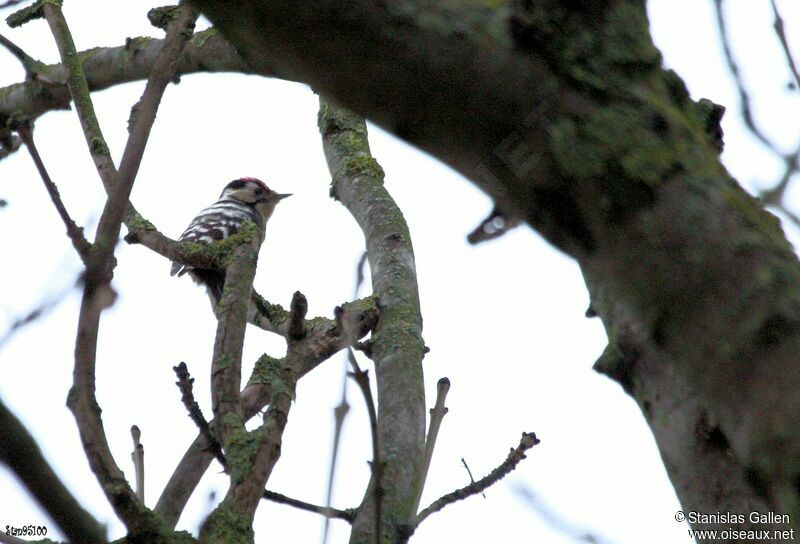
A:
[319, 99, 426, 543]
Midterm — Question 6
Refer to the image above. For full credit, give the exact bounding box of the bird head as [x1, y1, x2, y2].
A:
[220, 178, 291, 205]
[221, 177, 291, 223]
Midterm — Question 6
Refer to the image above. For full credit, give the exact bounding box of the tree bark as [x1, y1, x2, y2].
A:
[190, 0, 800, 530]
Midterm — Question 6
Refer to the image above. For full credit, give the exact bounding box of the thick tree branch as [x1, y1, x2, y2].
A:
[412, 377, 450, 517]
[0, 396, 106, 544]
[0, 29, 259, 123]
[207, 236, 259, 471]
[202, 282, 298, 540]
[318, 100, 426, 543]
[191, 1, 800, 527]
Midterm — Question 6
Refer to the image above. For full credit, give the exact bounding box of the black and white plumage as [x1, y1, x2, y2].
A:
[171, 177, 290, 307]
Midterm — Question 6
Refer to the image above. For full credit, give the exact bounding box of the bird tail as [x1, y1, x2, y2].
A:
[187, 269, 226, 307]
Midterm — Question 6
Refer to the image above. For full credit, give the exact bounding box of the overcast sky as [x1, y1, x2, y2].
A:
[0, 1, 798, 543]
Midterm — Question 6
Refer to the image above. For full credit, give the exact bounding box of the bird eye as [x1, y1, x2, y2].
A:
[254, 188, 263, 195]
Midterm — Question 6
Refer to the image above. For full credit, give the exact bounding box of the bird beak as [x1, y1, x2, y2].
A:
[276, 193, 292, 200]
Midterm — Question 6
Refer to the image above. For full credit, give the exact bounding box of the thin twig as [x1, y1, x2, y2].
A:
[130, 425, 145, 503]
[414, 432, 540, 527]
[0, 273, 80, 351]
[16, 122, 91, 260]
[263, 489, 355, 523]
[769, 0, 800, 91]
[515, 485, 615, 544]
[173, 362, 224, 465]
[761, 144, 800, 206]
[460, 458, 484, 498]
[411, 377, 450, 517]
[712, 0, 776, 150]
[0, 31, 35, 74]
[347, 348, 383, 544]
[0, 396, 106, 543]
[322, 369, 351, 544]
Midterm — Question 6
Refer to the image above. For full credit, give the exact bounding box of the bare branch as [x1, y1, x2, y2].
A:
[41, 1, 118, 187]
[319, 98, 426, 542]
[41, 1, 199, 532]
[0, 396, 106, 544]
[322, 373, 351, 544]
[0, 273, 79, 351]
[173, 361, 225, 465]
[0, 29, 257, 123]
[346, 349, 383, 544]
[761, 144, 800, 206]
[412, 377, 450, 517]
[769, 0, 800, 91]
[414, 432, 540, 528]
[712, 0, 776, 151]
[156, 298, 378, 528]
[130, 425, 145, 503]
[263, 489, 355, 523]
[459, 458, 483, 499]
[15, 121, 91, 260]
[515, 485, 615, 544]
[0, 31, 37, 75]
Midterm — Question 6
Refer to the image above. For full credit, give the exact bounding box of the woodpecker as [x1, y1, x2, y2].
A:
[170, 177, 290, 309]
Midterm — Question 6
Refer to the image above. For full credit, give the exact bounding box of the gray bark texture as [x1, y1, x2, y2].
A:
[188, 0, 800, 538]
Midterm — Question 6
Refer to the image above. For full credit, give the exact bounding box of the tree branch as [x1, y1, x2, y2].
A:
[413, 432, 540, 528]
[155, 297, 378, 528]
[38, 0, 199, 533]
[191, 1, 800, 525]
[769, 0, 800, 92]
[207, 236, 259, 470]
[712, 0, 776, 150]
[130, 425, 145, 503]
[412, 377, 450, 517]
[346, 349, 383, 544]
[318, 99, 426, 543]
[0, 31, 38, 76]
[0, 29, 260, 123]
[173, 362, 225, 465]
[0, 396, 106, 544]
[15, 121, 91, 260]
[262, 489, 355, 523]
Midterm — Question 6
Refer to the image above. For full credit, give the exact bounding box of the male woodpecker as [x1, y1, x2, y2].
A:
[170, 177, 290, 308]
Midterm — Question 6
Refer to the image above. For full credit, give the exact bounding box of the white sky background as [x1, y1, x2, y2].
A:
[0, 1, 797, 543]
